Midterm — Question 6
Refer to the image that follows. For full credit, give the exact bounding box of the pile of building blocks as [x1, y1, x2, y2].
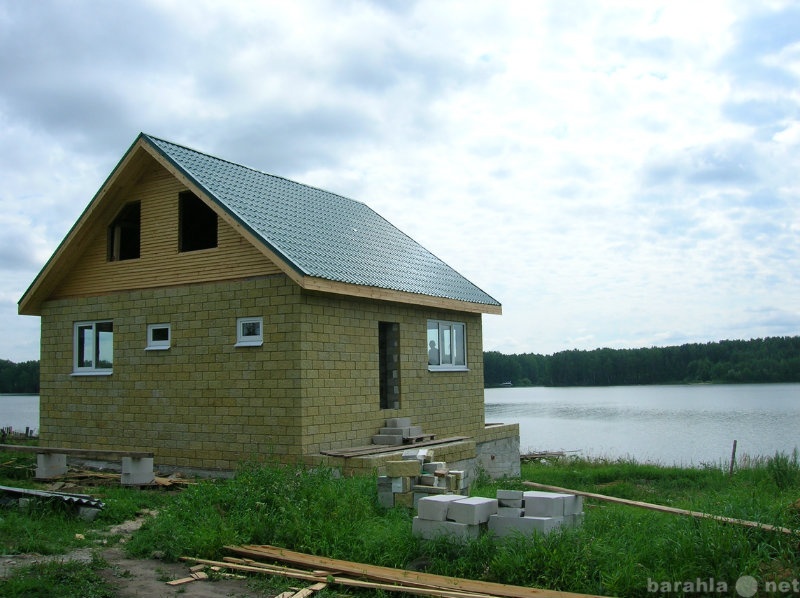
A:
[377, 448, 468, 509]
[372, 417, 433, 446]
[411, 489, 584, 542]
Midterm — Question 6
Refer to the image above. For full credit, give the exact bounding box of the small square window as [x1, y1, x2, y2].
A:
[146, 323, 171, 350]
[235, 317, 263, 347]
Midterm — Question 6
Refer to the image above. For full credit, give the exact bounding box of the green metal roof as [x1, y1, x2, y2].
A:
[143, 134, 500, 309]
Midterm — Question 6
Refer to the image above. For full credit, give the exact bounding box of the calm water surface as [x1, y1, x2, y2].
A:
[0, 394, 39, 434]
[486, 384, 800, 465]
[3, 386, 799, 465]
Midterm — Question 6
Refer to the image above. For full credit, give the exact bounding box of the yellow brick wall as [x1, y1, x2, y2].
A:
[39, 276, 487, 471]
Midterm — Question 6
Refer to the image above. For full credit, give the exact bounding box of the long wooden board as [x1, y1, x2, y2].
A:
[523, 481, 798, 535]
[319, 436, 470, 458]
[224, 544, 608, 598]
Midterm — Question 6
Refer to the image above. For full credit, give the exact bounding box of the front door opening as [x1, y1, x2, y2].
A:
[379, 322, 400, 410]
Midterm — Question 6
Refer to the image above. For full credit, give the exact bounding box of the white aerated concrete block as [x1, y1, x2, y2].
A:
[447, 497, 498, 525]
[121, 457, 154, 485]
[373, 435, 404, 445]
[413, 517, 481, 541]
[402, 448, 433, 463]
[417, 494, 466, 521]
[386, 417, 412, 428]
[523, 491, 571, 517]
[564, 495, 584, 516]
[379, 427, 411, 436]
[488, 514, 564, 538]
[498, 507, 525, 517]
[497, 490, 524, 501]
[36, 453, 67, 479]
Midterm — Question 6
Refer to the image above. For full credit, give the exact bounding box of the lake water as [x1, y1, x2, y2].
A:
[486, 384, 800, 466]
[0, 394, 40, 435]
[3, 385, 799, 465]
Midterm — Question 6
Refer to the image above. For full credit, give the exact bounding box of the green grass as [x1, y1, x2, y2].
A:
[3, 451, 800, 597]
[0, 553, 113, 598]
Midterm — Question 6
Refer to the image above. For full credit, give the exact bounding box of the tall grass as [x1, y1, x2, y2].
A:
[125, 455, 800, 597]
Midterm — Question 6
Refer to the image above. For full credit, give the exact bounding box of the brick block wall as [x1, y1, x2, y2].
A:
[39, 274, 488, 471]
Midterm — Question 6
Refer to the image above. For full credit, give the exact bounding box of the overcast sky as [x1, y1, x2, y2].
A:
[1, 0, 799, 363]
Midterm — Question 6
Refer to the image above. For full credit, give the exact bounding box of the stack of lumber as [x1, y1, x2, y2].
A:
[182, 544, 607, 598]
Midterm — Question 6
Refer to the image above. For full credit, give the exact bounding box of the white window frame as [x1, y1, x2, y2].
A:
[427, 319, 468, 371]
[73, 320, 114, 376]
[145, 323, 171, 351]
[235, 316, 263, 347]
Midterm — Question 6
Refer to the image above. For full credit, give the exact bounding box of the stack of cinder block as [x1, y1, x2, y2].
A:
[488, 490, 584, 538]
[412, 495, 498, 541]
[372, 417, 423, 445]
[377, 449, 468, 509]
[411, 490, 584, 542]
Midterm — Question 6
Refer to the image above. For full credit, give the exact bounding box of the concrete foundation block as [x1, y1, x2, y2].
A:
[378, 490, 395, 509]
[36, 453, 67, 479]
[386, 460, 421, 477]
[373, 435, 404, 445]
[121, 457, 155, 485]
[417, 494, 465, 521]
[412, 517, 481, 541]
[498, 507, 525, 517]
[447, 496, 498, 525]
[391, 476, 413, 493]
[564, 495, 584, 516]
[386, 417, 412, 428]
[488, 514, 564, 538]
[524, 491, 570, 517]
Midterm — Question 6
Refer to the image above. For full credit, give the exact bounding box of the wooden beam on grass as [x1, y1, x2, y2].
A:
[523, 481, 798, 535]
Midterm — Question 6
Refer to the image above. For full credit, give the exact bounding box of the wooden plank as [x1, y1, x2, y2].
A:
[523, 481, 798, 535]
[166, 571, 208, 585]
[222, 545, 607, 598]
[187, 556, 543, 598]
[319, 436, 470, 458]
[290, 582, 327, 598]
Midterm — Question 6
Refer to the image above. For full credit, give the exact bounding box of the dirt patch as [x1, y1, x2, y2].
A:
[0, 509, 269, 597]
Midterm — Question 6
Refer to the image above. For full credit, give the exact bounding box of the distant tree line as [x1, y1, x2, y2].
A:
[484, 336, 800, 387]
[0, 360, 40, 394]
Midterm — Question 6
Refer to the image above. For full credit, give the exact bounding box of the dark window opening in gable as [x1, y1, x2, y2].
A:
[179, 191, 218, 252]
[107, 201, 141, 261]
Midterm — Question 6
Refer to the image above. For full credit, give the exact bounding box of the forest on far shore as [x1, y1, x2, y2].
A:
[484, 336, 800, 387]
[2, 335, 799, 393]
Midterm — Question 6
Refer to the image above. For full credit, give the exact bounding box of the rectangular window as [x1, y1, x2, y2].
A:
[179, 191, 218, 252]
[74, 321, 113, 374]
[235, 317, 263, 347]
[107, 201, 141, 261]
[146, 323, 171, 350]
[427, 319, 467, 370]
[379, 322, 400, 409]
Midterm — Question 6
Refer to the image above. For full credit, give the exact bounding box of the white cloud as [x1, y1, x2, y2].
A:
[0, 0, 799, 362]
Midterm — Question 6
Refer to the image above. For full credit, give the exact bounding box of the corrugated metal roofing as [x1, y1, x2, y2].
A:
[144, 134, 500, 308]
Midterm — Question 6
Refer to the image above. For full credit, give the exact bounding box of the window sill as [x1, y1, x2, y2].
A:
[428, 366, 469, 372]
[71, 370, 113, 377]
[145, 346, 170, 351]
[235, 341, 263, 348]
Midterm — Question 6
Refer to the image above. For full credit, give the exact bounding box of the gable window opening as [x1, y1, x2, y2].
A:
[235, 317, 263, 347]
[179, 190, 218, 252]
[427, 319, 467, 370]
[146, 323, 171, 350]
[74, 321, 113, 374]
[379, 322, 400, 410]
[107, 201, 141, 261]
